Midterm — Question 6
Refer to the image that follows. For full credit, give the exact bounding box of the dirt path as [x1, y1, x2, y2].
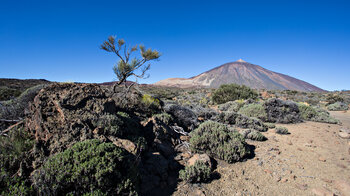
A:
[173, 111, 350, 196]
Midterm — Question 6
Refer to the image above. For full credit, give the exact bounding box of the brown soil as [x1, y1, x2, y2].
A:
[173, 111, 350, 196]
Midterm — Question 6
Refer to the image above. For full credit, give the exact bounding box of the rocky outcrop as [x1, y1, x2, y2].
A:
[26, 83, 117, 155]
[263, 98, 301, 123]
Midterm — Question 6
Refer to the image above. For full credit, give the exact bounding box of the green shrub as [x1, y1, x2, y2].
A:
[327, 102, 349, 111]
[326, 94, 344, 105]
[152, 113, 173, 124]
[0, 169, 33, 196]
[218, 100, 245, 112]
[298, 104, 340, 124]
[141, 94, 161, 113]
[32, 139, 138, 195]
[179, 161, 211, 183]
[217, 112, 268, 132]
[241, 129, 267, 141]
[275, 126, 290, 135]
[189, 121, 250, 163]
[0, 127, 34, 195]
[264, 122, 276, 129]
[0, 87, 21, 101]
[212, 84, 258, 104]
[238, 103, 267, 121]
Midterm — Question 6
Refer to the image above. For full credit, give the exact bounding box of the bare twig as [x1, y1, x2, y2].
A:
[0, 119, 21, 123]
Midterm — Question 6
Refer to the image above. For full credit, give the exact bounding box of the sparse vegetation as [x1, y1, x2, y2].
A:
[264, 122, 276, 129]
[152, 113, 173, 124]
[275, 126, 290, 135]
[189, 121, 250, 163]
[298, 103, 340, 124]
[179, 161, 212, 183]
[32, 139, 138, 195]
[218, 100, 245, 112]
[100, 35, 160, 90]
[212, 84, 258, 104]
[238, 103, 267, 121]
[0, 127, 34, 195]
[327, 102, 349, 111]
[241, 129, 267, 141]
[141, 94, 162, 114]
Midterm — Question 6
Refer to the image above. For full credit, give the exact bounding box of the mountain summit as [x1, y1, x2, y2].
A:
[155, 60, 325, 92]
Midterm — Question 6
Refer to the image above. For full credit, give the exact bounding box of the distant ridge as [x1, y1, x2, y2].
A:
[155, 60, 325, 92]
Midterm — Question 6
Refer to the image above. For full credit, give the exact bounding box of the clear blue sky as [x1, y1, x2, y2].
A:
[1, 0, 349, 91]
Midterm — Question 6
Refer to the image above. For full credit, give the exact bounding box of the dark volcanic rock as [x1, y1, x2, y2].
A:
[164, 104, 199, 131]
[25, 83, 117, 156]
[263, 98, 301, 124]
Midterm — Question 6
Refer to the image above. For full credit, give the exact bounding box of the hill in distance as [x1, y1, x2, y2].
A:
[155, 59, 325, 92]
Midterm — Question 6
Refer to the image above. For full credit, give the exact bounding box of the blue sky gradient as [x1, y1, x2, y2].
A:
[0, 0, 349, 90]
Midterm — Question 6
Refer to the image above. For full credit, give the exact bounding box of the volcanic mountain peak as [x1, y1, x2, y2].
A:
[155, 60, 325, 92]
[236, 58, 246, 63]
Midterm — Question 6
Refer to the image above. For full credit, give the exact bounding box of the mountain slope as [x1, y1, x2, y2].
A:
[155, 59, 325, 92]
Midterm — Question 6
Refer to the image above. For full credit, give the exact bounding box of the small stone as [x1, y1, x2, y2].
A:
[264, 169, 272, 174]
[180, 135, 190, 141]
[290, 175, 297, 180]
[287, 141, 293, 145]
[311, 187, 334, 196]
[194, 189, 206, 196]
[340, 128, 350, 134]
[187, 154, 211, 168]
[295, 183, 308, 190]
[297, 148, 303, 151]
[304, 143, 312, 147]
[321, 178, 333, 183]
[333, 180, 350, 196]
[338, 131, 350, 139]
[318, 157, 326, 162]
[281, 178, 288, 183]
[275, 176, 281, 182]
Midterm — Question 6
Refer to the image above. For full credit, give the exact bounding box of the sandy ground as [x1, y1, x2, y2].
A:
[173, 111, 350, 196]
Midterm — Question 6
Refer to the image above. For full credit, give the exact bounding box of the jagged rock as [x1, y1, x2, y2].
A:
[142, 117, 179, 158]
[25, 83, 117, 156]
[164, 104, 199, 131]
[187, 153, 212, 169]
[264, 98, 301, 123]
[108, 136, 137, 155]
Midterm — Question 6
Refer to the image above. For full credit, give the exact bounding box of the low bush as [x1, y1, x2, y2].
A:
[212, 84, 258, 104]
[0, 84, 47, 121]
[238, 103, 267, 121]
[264, 122, 276, 129]
[298, 103, 340, 124]
[326, 94, 344, 105]
[0, 87, 21, 101]
[235, 115, 268, 132]
[218, 100, 245, 112]
[275, 126, 290, 135]
[241, 129, 267, 141]
[179, 161, 212, 183]
[32, 139, 139, 195]
[217, 112, 268, 132]
[189, 121, 250, 163]
[327, 102, 349, 111]
[0, 127, 34, 195]
[141, 94, 162, 114]
[152, 113, 173, 124]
